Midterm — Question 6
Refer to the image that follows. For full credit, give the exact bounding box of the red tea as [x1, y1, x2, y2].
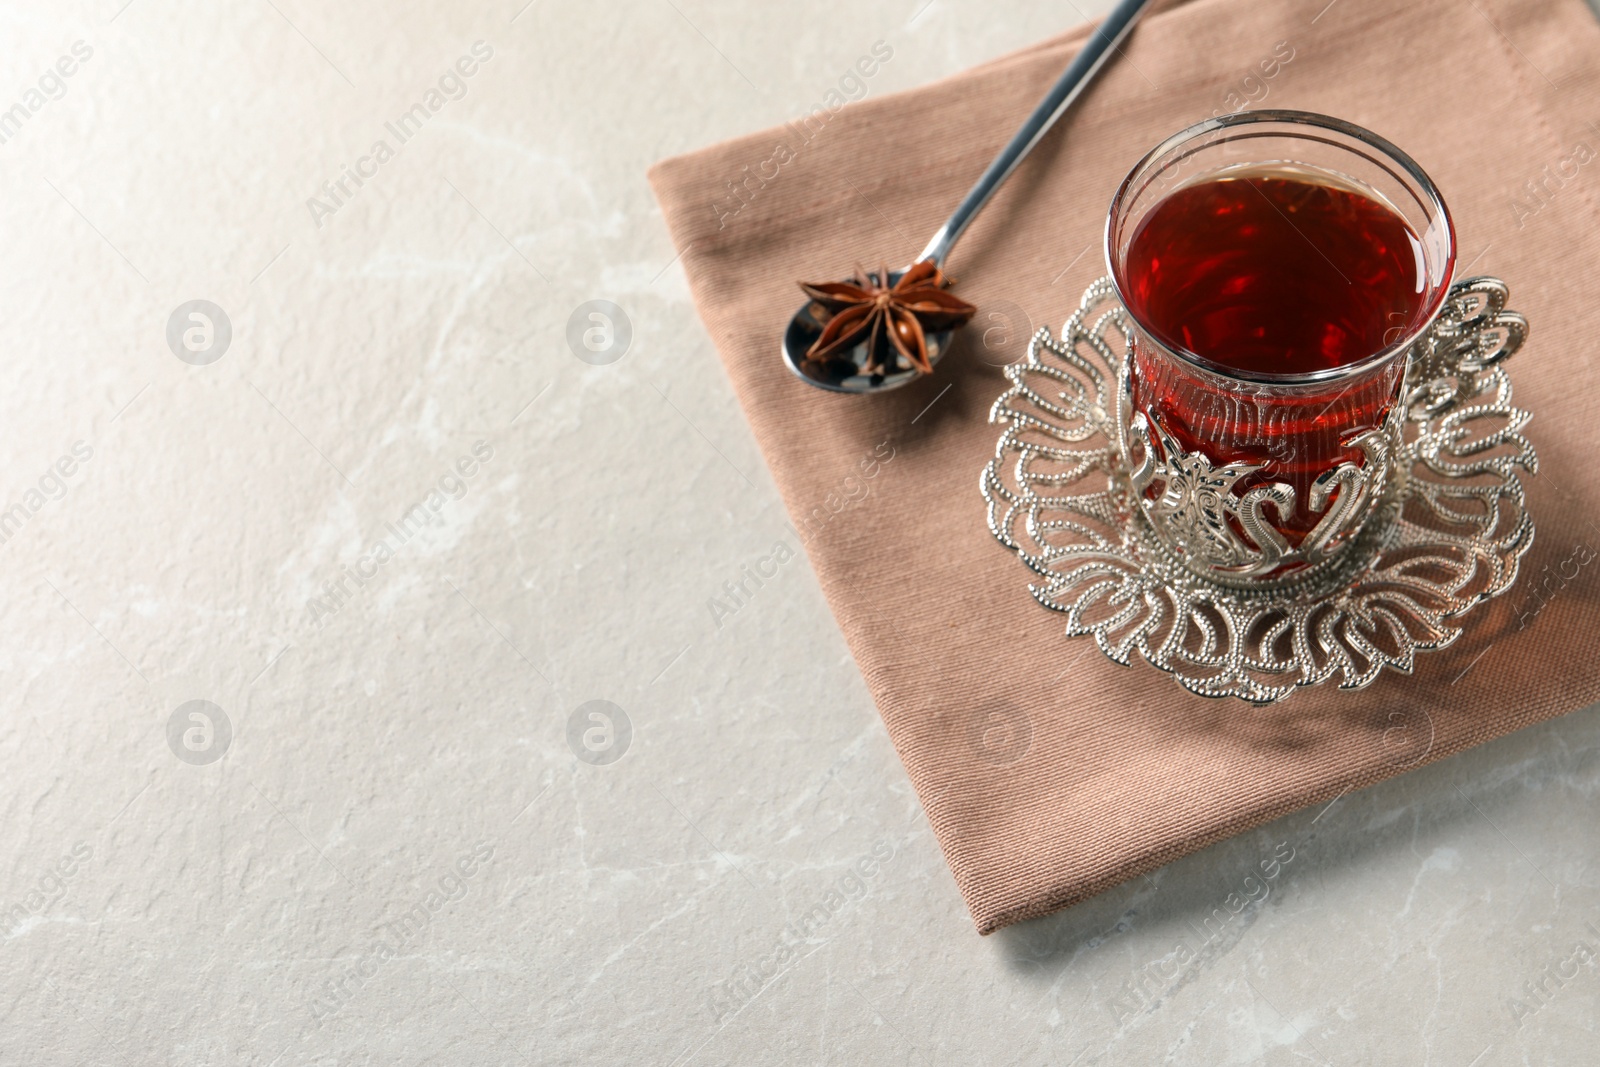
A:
[1123, 167, 1425, 375]
[1123, 166, 1424, 537]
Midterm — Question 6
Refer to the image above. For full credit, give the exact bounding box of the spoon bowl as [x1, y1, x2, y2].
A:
[780, 265, 957, 394]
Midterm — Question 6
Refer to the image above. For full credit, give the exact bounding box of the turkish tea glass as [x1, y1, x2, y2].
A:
[1104, 110, 1456, 584]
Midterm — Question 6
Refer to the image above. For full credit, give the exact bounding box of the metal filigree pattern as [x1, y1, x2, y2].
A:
[981, 276, 1537, 704]
[1123, 397, 1405, 583]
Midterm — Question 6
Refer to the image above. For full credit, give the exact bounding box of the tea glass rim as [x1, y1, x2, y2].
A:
[1103, 109, 1457, 387]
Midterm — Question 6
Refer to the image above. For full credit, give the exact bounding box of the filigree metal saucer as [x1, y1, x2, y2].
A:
[981, 276, 1536, 704]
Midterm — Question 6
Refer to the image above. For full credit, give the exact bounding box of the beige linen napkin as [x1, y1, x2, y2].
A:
[648, 0, 1600, 933]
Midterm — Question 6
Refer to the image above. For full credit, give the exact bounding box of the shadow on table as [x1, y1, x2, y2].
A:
[987, 700, 1597, 988]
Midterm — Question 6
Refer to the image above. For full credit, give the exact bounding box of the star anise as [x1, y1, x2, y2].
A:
[798, 259, 977, 376]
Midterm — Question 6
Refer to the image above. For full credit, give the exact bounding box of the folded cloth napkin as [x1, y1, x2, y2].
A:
[648, 0, 1600, 933]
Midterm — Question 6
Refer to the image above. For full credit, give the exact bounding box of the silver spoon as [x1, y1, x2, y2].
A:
[782, 0, 1155, 394]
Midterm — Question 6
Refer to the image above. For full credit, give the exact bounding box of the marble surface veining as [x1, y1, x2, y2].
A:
[0, 1, 1596, 1064]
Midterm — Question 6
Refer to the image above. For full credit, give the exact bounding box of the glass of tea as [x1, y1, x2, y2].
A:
[1105, 110, 1456, 584]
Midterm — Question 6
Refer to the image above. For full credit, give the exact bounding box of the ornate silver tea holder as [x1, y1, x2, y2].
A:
[981, 275, 1536, 704]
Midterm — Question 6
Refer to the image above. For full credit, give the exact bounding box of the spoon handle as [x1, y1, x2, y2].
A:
[916, 0, 1155, 269]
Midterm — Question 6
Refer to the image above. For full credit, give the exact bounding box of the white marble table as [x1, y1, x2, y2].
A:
[2, 1, 1596, 1063]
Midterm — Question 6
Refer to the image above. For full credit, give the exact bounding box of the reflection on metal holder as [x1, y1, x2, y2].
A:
[1122, 390, 1404, 586]
[981, 275, 1536, 704]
